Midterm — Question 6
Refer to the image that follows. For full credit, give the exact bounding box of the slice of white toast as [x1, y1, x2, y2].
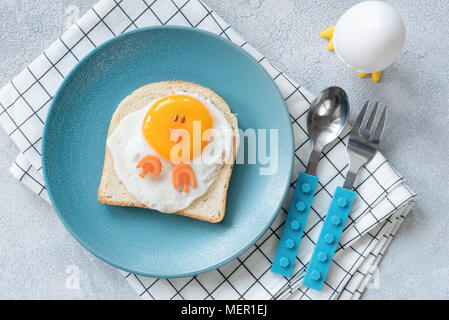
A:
[98, 81, 239, 223]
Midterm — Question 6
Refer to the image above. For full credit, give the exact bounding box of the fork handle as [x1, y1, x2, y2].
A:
[271, 172, 319, 277]
[303, 187, 356, 291]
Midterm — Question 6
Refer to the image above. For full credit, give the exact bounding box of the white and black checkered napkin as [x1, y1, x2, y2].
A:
[1, 0, 416, 300]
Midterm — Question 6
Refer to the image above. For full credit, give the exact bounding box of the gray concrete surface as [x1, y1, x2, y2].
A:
[1, 0, 448, 299]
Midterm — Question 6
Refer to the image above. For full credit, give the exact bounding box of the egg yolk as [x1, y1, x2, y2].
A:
[142, 95, 213, 162]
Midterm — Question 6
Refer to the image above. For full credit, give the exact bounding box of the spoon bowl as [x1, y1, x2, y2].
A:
[306, 87, 349, 174]
[307, 87, 349, 152]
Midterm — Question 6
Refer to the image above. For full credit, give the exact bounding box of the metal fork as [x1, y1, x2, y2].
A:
[303, 102, 387, 291]
[343, 102, 387, 190]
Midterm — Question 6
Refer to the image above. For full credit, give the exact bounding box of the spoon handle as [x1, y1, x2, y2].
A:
[303, 187, 356, 291]
[271, 172, 319, 277]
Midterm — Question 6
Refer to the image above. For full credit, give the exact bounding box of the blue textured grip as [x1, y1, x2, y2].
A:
[303, 186, 356, 291]
[271, 172, 319, 277]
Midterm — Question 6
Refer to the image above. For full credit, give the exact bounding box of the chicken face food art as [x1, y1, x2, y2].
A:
[142, 95, 214, 163]
[107, 93, 234, 213]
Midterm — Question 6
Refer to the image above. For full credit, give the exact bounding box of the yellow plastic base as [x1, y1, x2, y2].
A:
[358, 71, 382, 83]
[320, 26, 335, 51]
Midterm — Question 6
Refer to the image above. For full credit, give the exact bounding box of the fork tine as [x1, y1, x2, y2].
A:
[371, 106, 387, 144]
[352, 101, 369, 135]
[363, 102, 379, 138]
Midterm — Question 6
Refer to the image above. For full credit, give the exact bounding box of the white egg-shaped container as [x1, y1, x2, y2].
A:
[333, 1, 406, 73]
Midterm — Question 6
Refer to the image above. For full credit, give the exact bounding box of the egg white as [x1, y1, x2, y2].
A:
[107, 93, 233, 213]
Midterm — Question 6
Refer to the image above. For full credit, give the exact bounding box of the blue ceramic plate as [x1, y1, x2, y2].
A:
[42, 26, 293, 278]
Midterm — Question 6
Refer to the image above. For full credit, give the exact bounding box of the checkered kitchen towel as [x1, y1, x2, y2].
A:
[1, 0, 416, 300]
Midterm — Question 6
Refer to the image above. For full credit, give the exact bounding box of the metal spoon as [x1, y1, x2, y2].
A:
[306, 87, 349, 175]
[271, 87, 349, 277]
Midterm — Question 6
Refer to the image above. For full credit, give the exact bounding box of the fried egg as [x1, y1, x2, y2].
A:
[107, 93, 233, 213]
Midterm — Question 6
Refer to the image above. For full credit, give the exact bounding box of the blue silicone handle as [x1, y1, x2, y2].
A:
[271, 172, 319, 277]
[303, 186, 356, 291]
